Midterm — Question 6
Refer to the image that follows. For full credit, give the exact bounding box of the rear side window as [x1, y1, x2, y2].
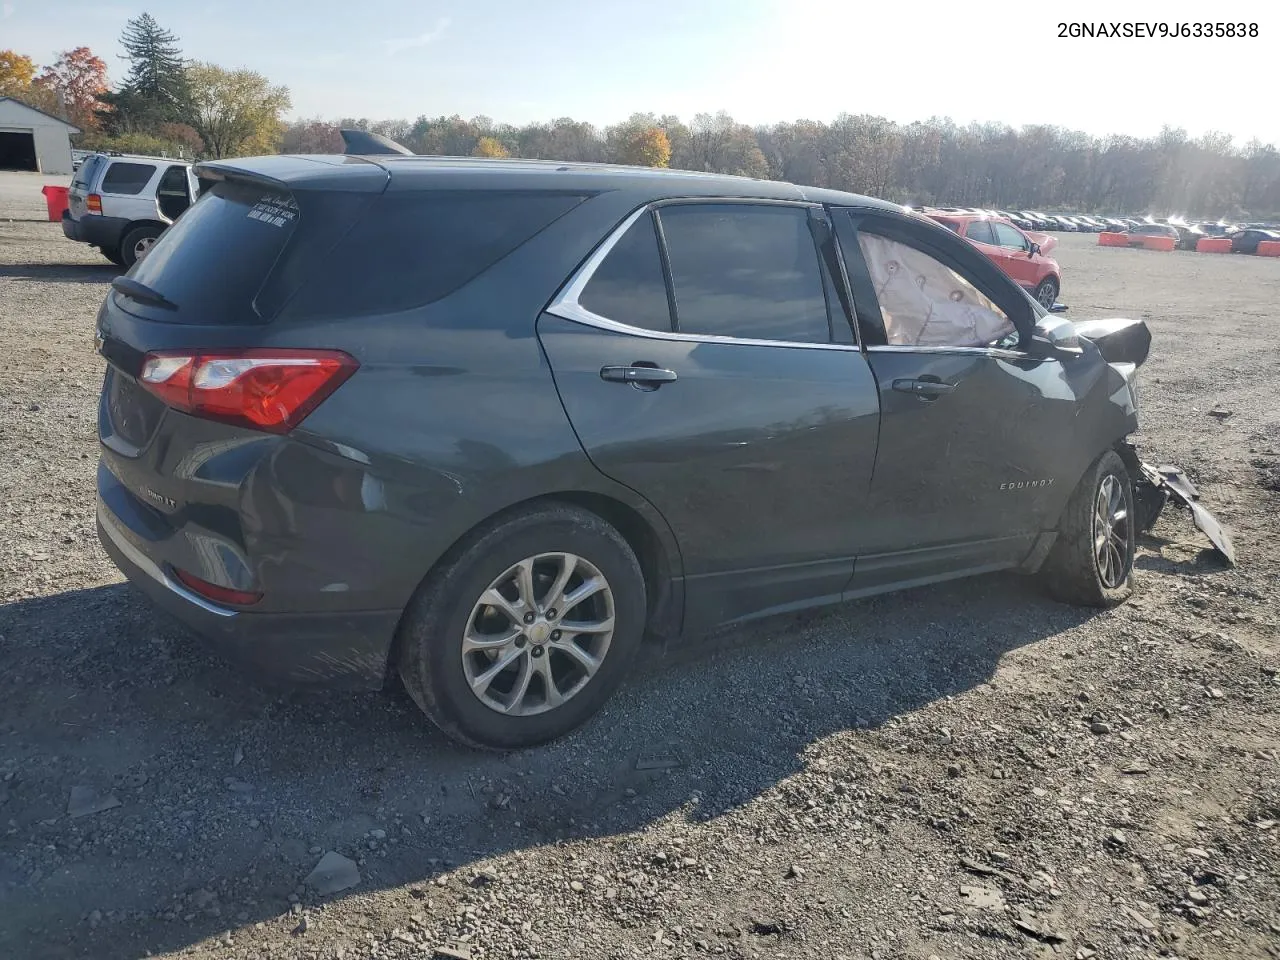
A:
[101, 162, 156, 195]
[579, 213, 672, 332]
[964, 220, 995, 245]
[282, 191, 587, 318]
[932, 218, 961, 233]
[658, 203, 829, 344]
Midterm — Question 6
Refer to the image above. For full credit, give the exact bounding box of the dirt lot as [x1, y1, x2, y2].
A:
[0, 171, 75, 223]
[0, 223, 1277, 960]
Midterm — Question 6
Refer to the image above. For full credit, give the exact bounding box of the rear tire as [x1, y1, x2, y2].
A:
[1041, 450, 1135, 607]
[119, 224, 163, 269]
[397, 503, 647, 750]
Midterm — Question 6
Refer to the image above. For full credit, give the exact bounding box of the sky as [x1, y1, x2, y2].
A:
[7, 0, 1279, 144]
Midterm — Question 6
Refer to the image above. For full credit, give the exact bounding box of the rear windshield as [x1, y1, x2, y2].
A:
[121, 183, 586, 325]
[126, 180, 302, 325]
[72, 155, 101, 189]
[932, 217, 961, 233]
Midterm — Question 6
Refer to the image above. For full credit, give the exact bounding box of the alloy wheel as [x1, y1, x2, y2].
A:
[461, 552, 615, 716]
[1093, 475, 1131, 588]
[1037, 282, 1057, 308]
[134, 236, 156, 261]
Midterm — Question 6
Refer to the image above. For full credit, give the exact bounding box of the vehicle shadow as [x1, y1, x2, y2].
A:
[0, 262, 121, 284]
[0, 573, 1096, 959]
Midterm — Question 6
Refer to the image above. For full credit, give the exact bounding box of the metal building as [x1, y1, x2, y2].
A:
[0, 97, 81, 175]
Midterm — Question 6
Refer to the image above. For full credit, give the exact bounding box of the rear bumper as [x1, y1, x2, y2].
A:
[62, 211, 129, 251]
[97, 498, 401, 691]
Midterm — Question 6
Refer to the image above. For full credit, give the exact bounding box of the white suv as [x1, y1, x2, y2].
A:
[63, 153, 199, 268]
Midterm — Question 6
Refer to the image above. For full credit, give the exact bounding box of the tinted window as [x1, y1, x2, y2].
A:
[128, 180, 300, 325]
[932, 218, 962, 233]
[72, 155, 101, 189]
[157, 165, 188, 196]
[579, 213, 671, 332]
[284, 191, 586, 319]
[659, 204, 828, 343]
[101, 162, 156, 195]
[964, 220, 995, 244]
[856, 231, 1015, 348]
[992, 222, 1028, 250]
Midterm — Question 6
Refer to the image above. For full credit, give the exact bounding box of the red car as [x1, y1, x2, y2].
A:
[924, 212, 1062, 308]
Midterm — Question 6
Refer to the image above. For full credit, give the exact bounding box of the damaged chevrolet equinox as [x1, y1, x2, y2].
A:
[96, 154, 1174, 749]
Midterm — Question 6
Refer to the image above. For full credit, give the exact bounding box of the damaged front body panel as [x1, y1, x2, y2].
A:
[1130, 460, 1237, 564]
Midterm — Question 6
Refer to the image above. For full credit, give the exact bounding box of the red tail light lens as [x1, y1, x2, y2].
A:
[138, 349, 357, 434]
[172, 568, 263, 606]
[86, 193, 103, 214]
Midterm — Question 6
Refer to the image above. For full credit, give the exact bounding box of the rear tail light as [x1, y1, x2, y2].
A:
[86, 193, 102, 214]
[138, 349, 358, 434]
[172, 568, 263, 606]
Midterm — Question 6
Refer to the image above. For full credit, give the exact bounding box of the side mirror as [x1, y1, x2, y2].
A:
[1027, 316, 1084, 360]
[1028, 241, 1041, 257]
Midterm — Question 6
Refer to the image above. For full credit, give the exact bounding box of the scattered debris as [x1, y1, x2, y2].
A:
[1121, 905, 1156, 931]
[303, 852, 361, 895]
[959, 885, 1006, 910]
[1012, 909, 1066, 943]
[66, 786, 121, 819]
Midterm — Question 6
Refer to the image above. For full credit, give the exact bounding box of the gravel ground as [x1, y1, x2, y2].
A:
[0, 171, 75, 222]
[1, 224, 1278, 960]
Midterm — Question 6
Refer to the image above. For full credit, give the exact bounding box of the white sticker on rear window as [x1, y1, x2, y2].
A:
[247, 195, 298, 228]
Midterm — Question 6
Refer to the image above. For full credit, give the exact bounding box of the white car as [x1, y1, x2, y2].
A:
[62, 153, 199, 268]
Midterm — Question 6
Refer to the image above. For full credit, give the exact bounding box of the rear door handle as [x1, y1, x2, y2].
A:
[600, 364, 678, 385]
[892, 377, 955, 398]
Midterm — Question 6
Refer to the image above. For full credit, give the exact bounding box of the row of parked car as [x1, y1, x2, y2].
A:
[928, 206, 1280, 255]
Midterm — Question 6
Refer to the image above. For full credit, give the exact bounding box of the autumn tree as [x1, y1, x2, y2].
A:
[37, 47, 109, 132]
[282, 119, 344, 154]
[472, 136, 510, 158]
[185, 62, 290, 158]
[621, 127, 670, 167]
[0, 50, 38, 98]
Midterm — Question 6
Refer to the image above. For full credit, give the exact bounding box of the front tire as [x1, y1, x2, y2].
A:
[1034, 276, 1059, 309]
[1041, 450, 1135, 607]
[398, 504, 647, 750]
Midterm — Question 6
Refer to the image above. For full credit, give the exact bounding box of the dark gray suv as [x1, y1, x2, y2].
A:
[95, 154, 1149, 748]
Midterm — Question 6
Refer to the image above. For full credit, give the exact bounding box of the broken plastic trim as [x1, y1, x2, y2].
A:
[1134, 461, 1236, 565]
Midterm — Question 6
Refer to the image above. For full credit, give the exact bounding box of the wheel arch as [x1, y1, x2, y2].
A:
[384, 489, 685, 686]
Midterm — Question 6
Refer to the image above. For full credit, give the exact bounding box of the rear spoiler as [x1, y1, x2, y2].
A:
[340, 129, 415, 156]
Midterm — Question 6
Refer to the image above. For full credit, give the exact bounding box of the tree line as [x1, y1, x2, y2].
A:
[4, 13, 1279, 217]
[321, 112, 1280, 218]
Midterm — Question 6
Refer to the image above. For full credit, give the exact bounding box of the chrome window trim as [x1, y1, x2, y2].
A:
[865, 344, 1031, 361]
[545, 201, 863, 353]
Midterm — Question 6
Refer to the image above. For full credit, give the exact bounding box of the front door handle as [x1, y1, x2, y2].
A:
[892, 377, 955, 398]
[600, 364, 678, 386]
